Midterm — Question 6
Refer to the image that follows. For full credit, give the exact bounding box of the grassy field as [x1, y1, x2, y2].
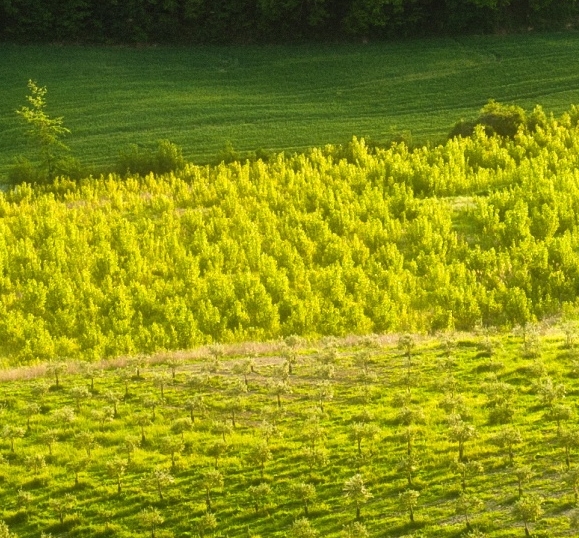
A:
[2, 31, 579, 177]
[0, 328, 579, 537]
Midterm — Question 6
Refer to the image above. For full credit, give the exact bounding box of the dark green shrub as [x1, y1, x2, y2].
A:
[116, 140, 185, 176]
[450, 100, 527, 139]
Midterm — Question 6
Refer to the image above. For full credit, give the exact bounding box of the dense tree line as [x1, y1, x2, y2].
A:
[1, 0, 578, 44]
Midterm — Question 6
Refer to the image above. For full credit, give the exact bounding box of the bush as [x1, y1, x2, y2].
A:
[450, 100, 527, 139]
[116, 140, 185, 176]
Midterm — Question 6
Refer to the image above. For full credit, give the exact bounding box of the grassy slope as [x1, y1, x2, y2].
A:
[0, 329, 578, 537]
[2, 32, 579, 176]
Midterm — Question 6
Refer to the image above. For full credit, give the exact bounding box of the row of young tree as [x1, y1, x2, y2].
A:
[0, 332, 577, 536]
[2, 106, 579, 363]
[1, 0, 578, 44]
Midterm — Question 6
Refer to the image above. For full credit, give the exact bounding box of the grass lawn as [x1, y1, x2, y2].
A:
[1, 32, 579, 176]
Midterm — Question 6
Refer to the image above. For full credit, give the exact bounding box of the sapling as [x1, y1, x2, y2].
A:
[289, 482, 316, 516]
[139, 507, 164, 538]
[247, 483, 272, 514]
[290, 518, 318, 538]
[399, 489, 419, 523]
[201, 469, 223, 511]
[513, 494, 543, 537]
[343, 474, 372, 520]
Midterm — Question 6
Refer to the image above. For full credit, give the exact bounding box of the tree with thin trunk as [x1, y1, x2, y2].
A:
[232, 360, 253, 386]
[559, 429, 579, 470]
[52, 406, 76, 429]
[201, 469, 223, 511]
[49, 493, 76, 524]
[106, 458, 126, 493]
[247, 483, 272, 514]
[171, 417, 193, 441]
[349, 422, 379, 455]
[2, 426, 25, 453]
[153, 372, 170, 399]
[70, 385, 90, 412]
[448, 418, 477, 461]
[139, 507, 164, 538]
[401, 426, 420, 456]
[289, 482, 316, 516]
[130, 354, 147, 379]
[343, 474, 372, 520]
[270, 379, 292, 408]
[211, 420, 232, 442]
[207, 440, 228, 469]
[79, 362, 101, 392]
[303, 419, 325, 451]
[46, 361, 67, 389]
[159, 436, 184, 470]
[224, 396, 245, 428]
[250, 441, 273, 478]
[399, 489, 419, 523]
[492, 426, 522, 466]
[25, 453, 46, 475]
[40, 429, 58, 456]
[455, 492, 483, 530]
[134, 413, 152, 444]
[142, 467, 174, 502]
[512, 465, 532, 499]
[23, 402, 40, 432]
[184, 395, 205, 423]
[513, 494, 543, 537]
[66, 457, 88, 486]
[91, 406, 115, 431]
[452, 460, 484, 492]
[123, 435, 140, 465]
[74, 431, 96, 457]
[547, 402, 573, 436]
[316, 381, 333, 413]
[165, 357, 182, 381]
[104, 390, 121, 418]
[142, 396, 161, 421]
[290, 518, 318, 538]
[398, 453, 419, 487]
[302, 447, 328, 477]
[118, 369, 132, 398]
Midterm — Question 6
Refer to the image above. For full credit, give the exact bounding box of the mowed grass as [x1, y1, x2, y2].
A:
[2, 31, 579, 176]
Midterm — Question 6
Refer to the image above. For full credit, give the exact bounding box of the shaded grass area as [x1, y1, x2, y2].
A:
[2, 31, 579, 177]
[0, 328, 578, 536]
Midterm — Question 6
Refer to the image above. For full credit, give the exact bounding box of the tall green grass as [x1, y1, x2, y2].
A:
[2, 32, 579, 177]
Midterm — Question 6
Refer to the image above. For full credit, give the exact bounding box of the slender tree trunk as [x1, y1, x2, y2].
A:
[356, 504, 360, 520]
[206, 490, 211, 510]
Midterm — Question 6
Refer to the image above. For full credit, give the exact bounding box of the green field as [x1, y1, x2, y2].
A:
[2, 31, 579, 177]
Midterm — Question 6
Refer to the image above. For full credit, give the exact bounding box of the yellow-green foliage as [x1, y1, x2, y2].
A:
[2, 110, 579, 363]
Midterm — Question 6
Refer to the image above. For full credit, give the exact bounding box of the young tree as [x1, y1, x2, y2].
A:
[455, 492, 483, 530]
[513, 494, 543, 537]
[232, 359, 253, 386]
[23, 403, 41, 432]
[270, 380, 292, 408]
[134, 413, 152, 444]
[52, 406, 76, 429]
[184, 395, 206, 423]
[315, 381, 333, 413]
[142, 468, 174, 501]
[106, 458, 126, 493]
[66, 457, 88, 487]
[343, 474, 372, 520]
[513, 465, 532, 499]
[247, 483, 272, 514]
[142, 396, 161, 421]
[289, 482, 317, 516]
[74, 431, 96, 457]
[123, 435, 141, 465]
[560, 430, 579, 470]
[79, 362, 101, 392]
[46, 361, 68, 389]
[2, 426, 25, 453]
[165, 357, 182, 381]
[201, 469, 223, 511]
[104, 390, 121, 418]
[452, 460, 484, 492]
[70, 385, 90, 412]
[290, 518, 318, 538]
[492, 426, 522, 466]
[448, 419, 477, 461]
[196, 512, 217, 537]
[25, 453, 46, 475]
[399, 489, 419, 523]
[16, 80, 71, 181]
[301, 446, 328, 477]
[249, 441, 273, 478]
[398, 453, 419, 487]
[207, 440, 228, 469]
[171, 417, 194, 441]
[91, 406, 115, 431]
[40, 429, 58, 456]
[159, 436, 184, 470]
[153, 372, 170, 399]
[48, 493, 76, 524]
[547, 403, 573, 436]
[211, 420, 232, 442]
[139, 507, 164, 538]
[349, 422, 379, 455]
